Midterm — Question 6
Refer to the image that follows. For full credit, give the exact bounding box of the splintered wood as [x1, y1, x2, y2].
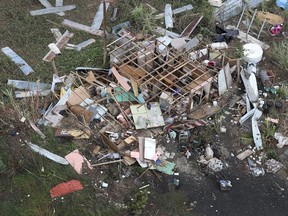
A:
[108, 34, 214, 112]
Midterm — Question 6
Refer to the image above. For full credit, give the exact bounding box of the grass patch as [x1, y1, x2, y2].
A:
[153, 191, 188, 215]
[271, 42, 288, 72]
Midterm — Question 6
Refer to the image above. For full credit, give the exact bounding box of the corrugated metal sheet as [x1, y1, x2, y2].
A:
[214, 0, 263, 22]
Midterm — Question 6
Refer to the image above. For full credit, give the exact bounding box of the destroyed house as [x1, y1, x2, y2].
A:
[108, 33, 223, 116]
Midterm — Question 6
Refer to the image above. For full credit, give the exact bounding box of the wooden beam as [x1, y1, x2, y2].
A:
[43, 30, 74, 62]
[62, 19, 103, 36]
[30, 5, 76, 16]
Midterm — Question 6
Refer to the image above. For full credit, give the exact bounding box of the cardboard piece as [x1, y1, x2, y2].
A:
[111, 67, 131, 91]
[70, 105, 93, 124]
[68, 86, 90, 106]
[65, 149, 93, 174]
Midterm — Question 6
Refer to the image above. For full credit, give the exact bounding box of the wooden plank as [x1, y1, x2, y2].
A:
[55, 0, 63, 7]
[43, 30, 74, 62]
[154, 27, 180, 38]
[165, 4, 173, 29]
[118, 64, 146, 81]
[91, 2, 110, 29]
[218, 68, 227, 95]
[180, 16, 203, 38]
[111, 67, 131, 91]
[224, 63, 232, 88]
[62, 19, 103, 36]
[1, 47, 34, 75]
[155, 4, 193, 19]
[38, 0, 65, 16]
[68, 86, 90, 106]
[76, 39, 96, 51]
[131, 80, 139, 96]
[30, 5, 76, 16]
[51, 28, 62, 41]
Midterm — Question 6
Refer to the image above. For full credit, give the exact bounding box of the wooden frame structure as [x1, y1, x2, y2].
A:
[108, 34, 217, 114]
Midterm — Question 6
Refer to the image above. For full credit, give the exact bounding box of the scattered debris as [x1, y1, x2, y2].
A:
[266, 159, 283, 174]
[248, 158, 265, 177]
[218, 179, 232, 191]
[275, 132, 288, 148]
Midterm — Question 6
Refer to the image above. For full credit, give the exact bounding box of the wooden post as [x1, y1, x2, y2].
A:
[103, 0, 107, 65]
[51, 59, 58, 75]
[236, 59, 240, 83]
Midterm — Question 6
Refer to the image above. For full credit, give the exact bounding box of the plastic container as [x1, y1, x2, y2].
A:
[243, 43, 263, 63]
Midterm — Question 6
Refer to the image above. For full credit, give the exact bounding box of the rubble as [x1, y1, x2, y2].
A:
[265, 159, 283, 174]
[275, 133, 288, 148]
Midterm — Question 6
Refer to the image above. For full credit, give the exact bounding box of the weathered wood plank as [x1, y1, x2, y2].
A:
[164, 4, 173, 29]
[30, 5, 76, 16]
[51, 28, 62, 41]
[1, 47, 34, 75]
[55, 0, 63, 7]
[38, 0, 65, 16]
[62, 19, 104, 36]
[180, 16, 203, 38]
[43, 30, 74, 62]
[155, 4, 193, 19]
[76, 39, 96, 51]
[91, 2, 110, 30]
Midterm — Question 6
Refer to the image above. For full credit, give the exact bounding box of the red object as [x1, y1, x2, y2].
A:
[270, 24, 284, 36]
[50, 180, 83, 198]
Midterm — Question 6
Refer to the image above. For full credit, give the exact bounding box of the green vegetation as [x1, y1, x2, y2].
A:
[240, 133, 254, 146]
[267, 149, 279, 160]
[131, 4, 156, 33]
[129, 190, 149, 215]
[271, 42, 288, 72]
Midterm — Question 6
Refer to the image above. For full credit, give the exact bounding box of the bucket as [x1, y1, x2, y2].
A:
[243, 43, 263, 63]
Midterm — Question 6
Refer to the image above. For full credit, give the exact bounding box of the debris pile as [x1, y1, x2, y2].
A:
[2, 1, 288, 202]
